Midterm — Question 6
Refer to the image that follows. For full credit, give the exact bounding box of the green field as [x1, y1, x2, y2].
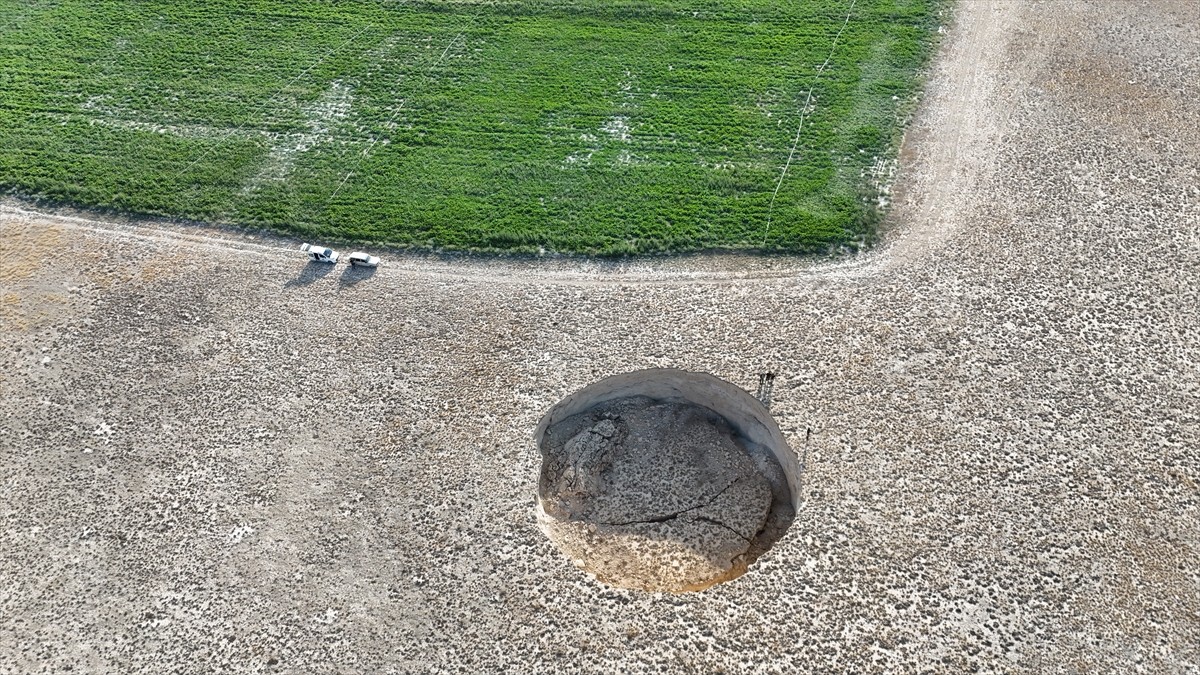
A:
[0, 0, 941, 254]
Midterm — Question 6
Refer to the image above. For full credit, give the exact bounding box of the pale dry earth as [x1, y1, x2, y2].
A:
[2, 0, 1200, 672]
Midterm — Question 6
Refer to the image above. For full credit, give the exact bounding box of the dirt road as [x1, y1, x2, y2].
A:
[2, 1, 1198, 672]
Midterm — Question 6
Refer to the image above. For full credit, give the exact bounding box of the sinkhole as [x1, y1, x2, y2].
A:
[534, 369, 800, 593]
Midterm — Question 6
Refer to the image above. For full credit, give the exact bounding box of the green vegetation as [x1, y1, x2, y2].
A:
[0, 0, 942, 254]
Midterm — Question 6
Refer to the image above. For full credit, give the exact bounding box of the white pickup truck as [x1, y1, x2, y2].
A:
[300, 243, 339, 263]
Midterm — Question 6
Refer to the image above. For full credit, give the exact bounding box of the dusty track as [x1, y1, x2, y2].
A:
[2, 1, 1199, 672]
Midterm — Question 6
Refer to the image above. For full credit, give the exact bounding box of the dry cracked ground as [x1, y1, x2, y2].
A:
[2, 0, 1199, 672]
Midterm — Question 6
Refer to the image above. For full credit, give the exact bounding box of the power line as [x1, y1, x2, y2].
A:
[172, 23, 377, 181]
[325, 17, 477, 208]
[761, 0, 857, 248]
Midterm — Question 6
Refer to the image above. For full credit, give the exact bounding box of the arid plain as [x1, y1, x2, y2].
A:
[2, 0, 1198, 672]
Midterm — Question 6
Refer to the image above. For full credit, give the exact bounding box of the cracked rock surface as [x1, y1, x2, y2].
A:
[538, 397, 776, 591]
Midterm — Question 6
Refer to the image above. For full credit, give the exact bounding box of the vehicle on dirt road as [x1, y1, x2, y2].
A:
[347, 252, 380, 268]
[300, 243, 339, 263]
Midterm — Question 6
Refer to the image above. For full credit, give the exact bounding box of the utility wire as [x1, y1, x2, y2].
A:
[324, 19, 474, 207]
[173, 23, 376, 180]
[761, 0, 857, 248]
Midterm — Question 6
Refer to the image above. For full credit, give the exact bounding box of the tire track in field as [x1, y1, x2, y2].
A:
[878, 0, 1036, 267]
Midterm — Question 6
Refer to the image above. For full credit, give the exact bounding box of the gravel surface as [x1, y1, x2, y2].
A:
[2, 0, 1199, 672]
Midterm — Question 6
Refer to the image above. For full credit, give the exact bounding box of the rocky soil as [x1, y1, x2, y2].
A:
[538, 396, 780, 593]
[1, 0, 1198, 673]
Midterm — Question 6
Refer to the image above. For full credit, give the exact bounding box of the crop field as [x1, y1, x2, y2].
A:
[0, 0, 941, 254]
